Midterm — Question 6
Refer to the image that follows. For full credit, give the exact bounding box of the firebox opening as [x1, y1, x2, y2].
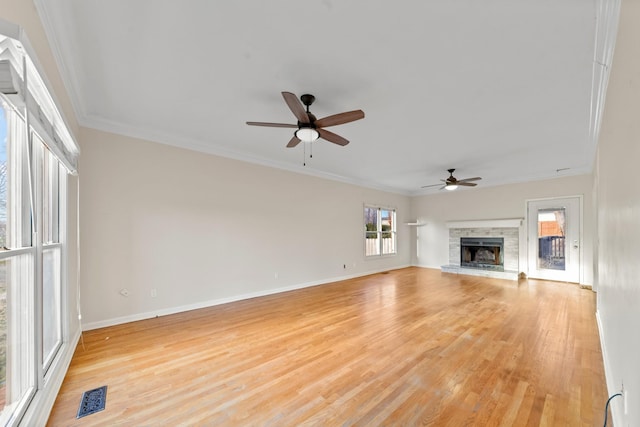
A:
[460, 237, 504, 271]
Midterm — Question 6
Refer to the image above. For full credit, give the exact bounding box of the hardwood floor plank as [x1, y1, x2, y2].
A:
[47, 267, 609, 426]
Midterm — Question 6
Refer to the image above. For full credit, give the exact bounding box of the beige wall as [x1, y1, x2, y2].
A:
[79, 127, 412, 328]
[411, 174, 594, 284]
[594, 0, 640, 424]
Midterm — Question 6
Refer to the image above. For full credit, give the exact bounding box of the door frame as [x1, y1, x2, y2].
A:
[525, 195, 583, 283]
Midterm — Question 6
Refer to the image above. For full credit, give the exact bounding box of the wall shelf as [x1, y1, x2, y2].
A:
[446, 218, 523, 229]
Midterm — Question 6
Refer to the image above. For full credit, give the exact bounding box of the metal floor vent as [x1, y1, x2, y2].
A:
[77, 385, 107, 418]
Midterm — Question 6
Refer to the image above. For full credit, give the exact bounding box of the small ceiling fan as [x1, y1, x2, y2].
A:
[246, 92, 364, 147]
[422, 169, 482, 191]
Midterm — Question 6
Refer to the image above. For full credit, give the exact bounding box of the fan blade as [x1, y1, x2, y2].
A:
[286, 135, 301, 148]
[282, 92, 310, 124]
[458, 182, 478, 187]
[318, 128, 349, 146]
[421, 179, 448, 188]
[315, 110, 365, 128]
[457, 177, 482, 183]
[246, 121, 297, 128]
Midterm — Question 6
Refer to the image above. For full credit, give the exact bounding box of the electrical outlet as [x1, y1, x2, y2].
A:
[151, 288, 157, 298]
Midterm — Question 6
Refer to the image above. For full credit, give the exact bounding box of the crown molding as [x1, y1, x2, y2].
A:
[33, 0, 89, 126]
[81, 113, 412, 196]
[589, 0, 621, 146]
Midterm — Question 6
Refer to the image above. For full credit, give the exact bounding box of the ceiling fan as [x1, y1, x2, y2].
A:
[422, 169, 482, 191]
[246, 92, 364, 147]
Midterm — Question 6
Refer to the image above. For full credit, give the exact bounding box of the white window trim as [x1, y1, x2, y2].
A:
[364, 204, 397, 257]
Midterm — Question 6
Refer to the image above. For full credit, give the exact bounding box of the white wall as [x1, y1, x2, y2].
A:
[79, 127, 411, 329]
[594, 0, 640, 424]
[410, 174, 594, 285]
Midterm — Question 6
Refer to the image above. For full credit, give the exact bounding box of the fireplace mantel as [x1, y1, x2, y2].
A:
[446, 218, 523, 229]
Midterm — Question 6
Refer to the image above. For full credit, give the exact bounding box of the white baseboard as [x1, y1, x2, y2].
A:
[596, 310, 622, 426]
[82, 265, 412, 331]
[411, 262, 441, 269]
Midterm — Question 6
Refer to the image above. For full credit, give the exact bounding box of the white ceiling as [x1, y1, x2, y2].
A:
[35, 0, 599, 195]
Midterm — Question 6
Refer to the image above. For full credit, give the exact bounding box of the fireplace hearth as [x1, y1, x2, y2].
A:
[460, 237, 504, 271]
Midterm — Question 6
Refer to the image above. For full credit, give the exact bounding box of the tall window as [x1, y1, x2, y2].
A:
[0, 29, 78, 425]
[364, 206, 396, 256]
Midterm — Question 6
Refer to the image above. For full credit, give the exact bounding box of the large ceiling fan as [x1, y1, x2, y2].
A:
[247, 92, 364, 147]
[422, 169, 482, 191]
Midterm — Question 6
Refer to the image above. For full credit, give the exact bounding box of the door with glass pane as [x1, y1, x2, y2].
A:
[527, 197, 581, 282]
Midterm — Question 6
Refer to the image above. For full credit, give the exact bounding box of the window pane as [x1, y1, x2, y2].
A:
[365, 234, 380, 256]
[364, 207, 379, 256]
[364, 207, 378, 231]
[43, 146, 50, 244]
[0, 103, 7, 249]
[0, 254, 35, 423]
[3, 104, 31, 250]
[537, 208, 566, 271]
[0, 259, 6, 408]
[381, 209, 396, 255]
[42, 147, 60, 245]
[42, 247, 61, 369]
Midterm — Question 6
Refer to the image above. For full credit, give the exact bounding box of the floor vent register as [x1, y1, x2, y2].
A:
[77, 385, 108, 419]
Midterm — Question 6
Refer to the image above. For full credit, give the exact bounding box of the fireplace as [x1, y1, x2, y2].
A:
[460, 237, 504, 271]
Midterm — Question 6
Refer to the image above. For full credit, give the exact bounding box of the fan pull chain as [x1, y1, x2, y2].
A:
[303, 142, 306, 166]
[310, 141, 313, 158]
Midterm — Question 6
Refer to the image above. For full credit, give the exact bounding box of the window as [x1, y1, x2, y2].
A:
[0, 28, 78, 426]
[364, 205, 396, 256]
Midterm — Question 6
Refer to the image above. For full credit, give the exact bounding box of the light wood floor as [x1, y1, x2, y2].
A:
[47, 267, 610, 426]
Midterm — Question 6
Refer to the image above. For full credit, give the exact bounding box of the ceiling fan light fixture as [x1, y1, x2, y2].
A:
[445, 184, 458, 191]
[295, 127, 319, 143]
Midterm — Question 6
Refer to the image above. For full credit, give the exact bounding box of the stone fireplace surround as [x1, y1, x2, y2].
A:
[441, 219, 522, 280]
